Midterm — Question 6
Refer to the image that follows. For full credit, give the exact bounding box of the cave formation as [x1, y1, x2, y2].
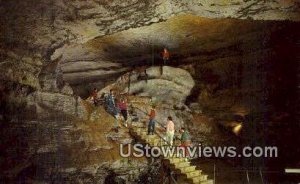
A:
[0, 0, 300, 183]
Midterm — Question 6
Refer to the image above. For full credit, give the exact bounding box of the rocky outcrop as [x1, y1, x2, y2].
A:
[0, 101, 150, 183]
[26, 90, 88, 120]
[97, 66, 195, 128]
[126, 66, 195, 105]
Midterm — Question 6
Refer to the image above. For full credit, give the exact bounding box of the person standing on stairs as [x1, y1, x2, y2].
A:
[118, 97, 128, 127]
[160, 48, 170, 75]
[166, 116, 175, 146]
[147, 106, 156, 135]
[107, 89, 116, 110]
[107, 89, 119, 129]
[180, 127, 191, 157]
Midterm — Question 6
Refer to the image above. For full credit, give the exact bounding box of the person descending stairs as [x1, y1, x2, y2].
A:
[147, 106, 156, 135]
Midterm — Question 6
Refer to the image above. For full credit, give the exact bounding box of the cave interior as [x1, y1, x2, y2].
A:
[0, 1, 300, 183]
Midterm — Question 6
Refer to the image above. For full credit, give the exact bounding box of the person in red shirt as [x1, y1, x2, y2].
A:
[162, 48, 170, 65]
[147, 106, 156, 135]
[118, 97, 128, 127]
[160, 48, 170, 75]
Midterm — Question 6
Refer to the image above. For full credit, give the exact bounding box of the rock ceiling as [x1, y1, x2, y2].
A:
[1, 0, 299, 53]
[57, 14, 298, 87]
[0, 0, 299, 88]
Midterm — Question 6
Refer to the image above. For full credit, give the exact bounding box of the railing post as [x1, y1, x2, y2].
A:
[259, 168, 264, 184]
[246, 170, 250, 184]
[214, 163, 216, 184]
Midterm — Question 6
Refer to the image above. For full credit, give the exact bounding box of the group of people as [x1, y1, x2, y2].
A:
[105, 89, 130, 128]
[89, 47, 191, 147]
[90, 87, 191, 148]
[147, 106, 191, 148]
[91, 88, 130, 128]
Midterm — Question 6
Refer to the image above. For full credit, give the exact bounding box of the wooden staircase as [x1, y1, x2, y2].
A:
[129, 125, 214, 184]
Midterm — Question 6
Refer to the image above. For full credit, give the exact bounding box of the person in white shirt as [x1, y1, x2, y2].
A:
[166, 116, 175, 146]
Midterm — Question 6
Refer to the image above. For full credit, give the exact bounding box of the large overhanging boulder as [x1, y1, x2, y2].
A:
[125, 66, 195, 105]
[100, 66, 195, 105]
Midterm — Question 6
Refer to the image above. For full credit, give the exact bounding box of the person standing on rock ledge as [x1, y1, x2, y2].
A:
[147, 106, 156, 135]
[160, 48, 170, 75]
[162, 48, 170, 65]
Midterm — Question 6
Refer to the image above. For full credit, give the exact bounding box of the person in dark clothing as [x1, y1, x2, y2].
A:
[107, 90, 116, 111]
[106, 89, 119, 128]
[147, 106, 156, 135]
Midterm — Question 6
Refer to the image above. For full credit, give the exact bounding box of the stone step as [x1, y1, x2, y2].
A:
[143, 137, 154, 142]
[174, 161, 190, 168]
[199, 179, 214, 184]
[186, 170, 202, 178]
[169, 157, 185, 164]
[143, 134, 157, 140]
[135, 127, 145, 132]
[146, 137, 159, 143]
[134, 127, 142, 132]
[148, 138, 160, 146]
[133, 124, 145, 128]
[140, 134, 146, 139]
[139, 131, 148, 136]
[190, 175, 208, 183]
[133, 128, 142, 134]
[179, 165, 196, 173]
[133, 126, 142, 130]
[153, 139, 161, 144]
[152, 139, 161, 146]
[145, 139, 155, 145]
